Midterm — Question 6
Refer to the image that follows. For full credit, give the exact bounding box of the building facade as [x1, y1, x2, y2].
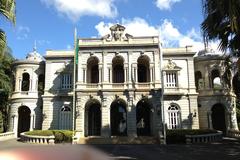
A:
[8, 24, 238, 140]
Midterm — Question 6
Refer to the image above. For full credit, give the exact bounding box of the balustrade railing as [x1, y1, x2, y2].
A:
[227, 130, 240, 138]
[0, 132, 15, 141]
[20, 133, 55, 144]
[185, 131, 222, 144]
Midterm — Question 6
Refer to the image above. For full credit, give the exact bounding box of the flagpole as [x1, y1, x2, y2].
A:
[73, 28, 77, 131]
[160, 41, 166, 144]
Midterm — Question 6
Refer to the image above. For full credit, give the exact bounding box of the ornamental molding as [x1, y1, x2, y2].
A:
[163, 59, 181, 71]
[102, 24, 133, 42]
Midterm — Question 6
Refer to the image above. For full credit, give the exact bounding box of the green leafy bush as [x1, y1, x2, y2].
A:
[166, 129, 218, 144]
[25, 130, 53, 136]
[25, 130, 73, 143]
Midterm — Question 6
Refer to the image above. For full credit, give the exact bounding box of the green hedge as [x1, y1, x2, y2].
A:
[25, 130, 74, 143]
[166, 129, 218, 144]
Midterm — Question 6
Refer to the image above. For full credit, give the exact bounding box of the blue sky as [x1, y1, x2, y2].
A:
[1, 0, 208, 59]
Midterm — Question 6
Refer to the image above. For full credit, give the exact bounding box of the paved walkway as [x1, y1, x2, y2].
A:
[0, 138, 240, 160]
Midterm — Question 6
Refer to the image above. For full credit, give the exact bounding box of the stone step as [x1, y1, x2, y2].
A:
[77, 136, 159, 144]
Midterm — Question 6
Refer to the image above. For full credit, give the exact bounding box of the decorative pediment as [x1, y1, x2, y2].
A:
[55, 61, 73, 74]
[163, 59, 181, 71]
[102, 24, 133, 42]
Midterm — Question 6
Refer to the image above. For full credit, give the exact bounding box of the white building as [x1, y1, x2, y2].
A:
[8, 24, 238, 142]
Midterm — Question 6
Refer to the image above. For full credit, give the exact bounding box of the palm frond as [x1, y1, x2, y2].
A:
[201, 0, 240, 53]
[0, 0, 16, 24]
[0, 29, 6, 59]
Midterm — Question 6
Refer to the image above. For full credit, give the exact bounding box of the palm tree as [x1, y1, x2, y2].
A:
[0, 0, 15, 132]
[0, 0, 16, 57]
[201, 0, 240, 55]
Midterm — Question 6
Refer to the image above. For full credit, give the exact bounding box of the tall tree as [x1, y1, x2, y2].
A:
[202, 0, 240, 55]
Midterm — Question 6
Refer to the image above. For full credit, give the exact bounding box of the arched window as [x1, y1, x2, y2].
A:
[112, 56, 124, 83]
[195, 71, 203, 90]
[137, 55, 150, 82]
[87, 57, 99, 83]
[38, 74, 45, 92]
[168, 104, 181, 129]
[21, 73, 30, 91]
[211, 69, 222, 89]
[59, 106, 72, 130]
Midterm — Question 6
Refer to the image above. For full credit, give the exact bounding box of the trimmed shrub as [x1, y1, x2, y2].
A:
[25, 130, 53, 136]
[25, 130, 73, 143]
[166, 129, 218, 144]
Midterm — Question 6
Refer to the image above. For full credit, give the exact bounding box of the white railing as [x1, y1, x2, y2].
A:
[0, 132, 15, 141]
[185, 131, 222, 144]
[228, 130, 240, 138]
[20, 133, 55, 145]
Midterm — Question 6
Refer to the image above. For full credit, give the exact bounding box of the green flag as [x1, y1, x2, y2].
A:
[75, 38, 79, 64]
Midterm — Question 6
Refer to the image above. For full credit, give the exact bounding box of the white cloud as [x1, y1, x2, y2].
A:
[17, 26, 30, 40]
[95, 18, 159, 37]
[66, 44, 72, 50]
[155, 0, 181, 10]
[95, 17, 220, 52]
[41, 0, 118, 22]
[37, 40, 51, 46]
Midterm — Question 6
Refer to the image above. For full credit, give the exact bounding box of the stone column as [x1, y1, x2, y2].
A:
[128, 52, 132, 83]
[205, 66, 210, 89]
[30, 79, 33, 91]
[99, 65, 102, 83]
[132, 64, 137, 83]
[150, 66, 153, 82]
[19, 78, 22, 91]
[109, 67, 112, 83]
[75, 96, 85, 137]
[30, 114, 34, 131]
[83, 68, 87, 83]
[75, 105, 85, 137]
[127, 96, 137, 137]
[12, 115, 18, 137]
[101, 97, 110, 137]
[124, 64, 128, 83]
[102, 52, 108, 82]
[154, 50, 160, 82]
[207, 111, 212, 129]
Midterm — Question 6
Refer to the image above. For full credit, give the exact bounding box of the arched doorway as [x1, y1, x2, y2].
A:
[136, 98, 152, 136]
[211, 104, 226, 134]
[85, 100, 101, 136]
[110, 99, 127, 136]
[18, 106, 31, 136]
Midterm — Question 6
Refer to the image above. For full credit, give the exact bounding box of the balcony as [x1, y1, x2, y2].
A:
[164, 87, 184, 95]
[76, 82, 155, 91]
